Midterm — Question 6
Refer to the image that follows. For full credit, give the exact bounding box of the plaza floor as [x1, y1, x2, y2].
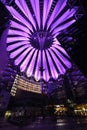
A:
[0, 116, 87, 130]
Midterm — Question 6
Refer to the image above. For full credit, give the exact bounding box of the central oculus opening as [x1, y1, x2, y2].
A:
[29, 31, 54, 50]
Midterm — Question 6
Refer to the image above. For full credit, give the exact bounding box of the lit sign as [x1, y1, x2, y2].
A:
[12, 75, 42, 94]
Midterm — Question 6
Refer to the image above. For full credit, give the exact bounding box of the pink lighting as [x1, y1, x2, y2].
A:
[6, 0, 79, 82]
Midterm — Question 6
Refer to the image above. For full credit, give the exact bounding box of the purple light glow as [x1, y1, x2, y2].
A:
[7, 36, 29, 43]
[51, 9, 76, 31]
[15, 47, 34, 65]
[6, 6, 33, 32]
[47, 0, 67, 30]
[30, 0, 40, 29]
[17, 0, 36, 29]
[20, 48, 35, 72]
[33, 50, 41, 81]
[7, 41, 30, 51]
[10, 44, 30, 59]
[16, 0, 36, 29]
[53, 20, 76, 37]
[6, 0, 79, 82]
[43, 51, 53, 81]
[10, 21, 30, 34]
[43, 0, 53, 29]
[8, 29, 29, 37]
[26, 50, 38, 75]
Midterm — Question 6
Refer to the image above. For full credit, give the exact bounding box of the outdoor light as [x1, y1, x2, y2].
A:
[6, 0, 79, 82]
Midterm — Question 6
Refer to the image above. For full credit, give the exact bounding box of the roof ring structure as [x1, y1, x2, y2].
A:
[6, 0, 80, 82]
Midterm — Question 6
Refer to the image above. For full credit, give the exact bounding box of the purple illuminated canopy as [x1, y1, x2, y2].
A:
[6, 0, 78, 82]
